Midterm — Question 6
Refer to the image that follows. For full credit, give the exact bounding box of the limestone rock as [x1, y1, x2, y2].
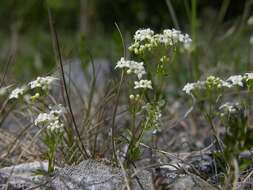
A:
[0, 161, 48, 189]
[0, 160, 153, 190]
[167, 174, 218, 190]
[51, 159, 152, 190]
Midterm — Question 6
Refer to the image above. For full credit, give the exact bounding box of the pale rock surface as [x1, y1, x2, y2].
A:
[0, 160, 153, 190]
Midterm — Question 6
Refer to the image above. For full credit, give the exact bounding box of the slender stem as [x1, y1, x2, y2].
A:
[205, 112, 223, 151]
[165, 0, 180, 30]
[0, 53, 12, 87]
[47, 7, 89, 159]
[112, 71, 124, 163]
[111, 22, 126, 164]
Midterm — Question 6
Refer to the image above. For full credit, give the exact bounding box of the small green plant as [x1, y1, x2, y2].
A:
[219, 103, 253, 164]
[7, 76, 65, 175]
[34, 105, 65, 174]
[115, 28, 192, 166]
[183, 72, 253, 182]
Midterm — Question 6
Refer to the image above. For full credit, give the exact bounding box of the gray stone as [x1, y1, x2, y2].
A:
[59, 58, 111, 96]
[51, 159, 152, 190]
[0, 160, 152, 190]
[0, 161, 48, 189]
[167, 174, 218, 190]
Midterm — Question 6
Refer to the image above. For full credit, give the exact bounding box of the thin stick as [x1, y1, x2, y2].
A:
[111, 23, 126, 163]
[0, 53, 12, 87]
[165, 0, 180, 30]
[47, 7, 89, 158]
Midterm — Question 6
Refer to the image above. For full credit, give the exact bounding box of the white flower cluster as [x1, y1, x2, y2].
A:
[183, 73, 253, 95]
[219, 102, 239, 114]
[245, 73, 253, 81]
[115, 57, 152, 90]
[8, 76, 58, 100]
[134, 28, 154, 42]
[29, 76, 57, 90]
[9, 87, 26, 99]
[182, 81, 204, 95]
[226, 75, 244, 87]
[162, 29, 192, 47]
[226, 73, 253, 87]
[115, 57, 146, 79]
[129, 28, 192, 54]
[134, 80, 152, 89]
[34, 105, 65, 133]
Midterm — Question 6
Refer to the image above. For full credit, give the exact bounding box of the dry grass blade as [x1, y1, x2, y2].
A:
[47, 6, 89, 159]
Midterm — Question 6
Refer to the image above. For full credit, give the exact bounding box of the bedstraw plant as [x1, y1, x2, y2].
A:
[183, 72, 253, 184]
[115, 28, 192, 166]
[7, 76, 65, 174]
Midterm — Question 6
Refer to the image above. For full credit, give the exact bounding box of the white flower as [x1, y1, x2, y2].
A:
[182, 81, 206, 95]
[134, 80, 152, 89]
[129, 28, 192, 54]
[221, 81, 233, 88]
[34, 105, 65, 133]
[115, 57, 130, 69]
[115, 58, 146, 79]
[219, 102, 239, 113]
[134, 28, 154, 42]
[244, 73, 253, 81]
[127, 61, 146, 79]
[163, 29, 192, 47]
[49, 104, 66, 116]
[155, 33, 172, 45]
[226, 75, 244, 87]
[29, 76, 57, 90]
[34, 113, 56, 126]
[9, 87, 26, 99]
[47, 120, 64, 132]
[182, 83, 196, 94]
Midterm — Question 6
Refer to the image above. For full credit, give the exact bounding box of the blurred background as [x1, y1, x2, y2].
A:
[0, 0, 252, 86]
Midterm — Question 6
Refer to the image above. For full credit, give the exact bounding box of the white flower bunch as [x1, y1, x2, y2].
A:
[162, 29, 192, 48]
[182, 77, 232, 96]
[129, 28, 192, 55]
[183, 73, 253, 96]
[9, 87, 26, 99]
[219, 102, 239, 114]
[244, 73, 253, 81]
[134, 80, 152, 89]
[115, 57, 146, 79]
[8, 76, 58, 101]
[226, 75, 244, 87]
[133, 28, 154, 42]
[182, 82, 197, 95]
[29, 76, 57, 90]
[224, 73, 253, 88]
[182, 81, 205, 95]
[34, 113, 56, 126]
[35, 104, 65, 133]
[115, 57, 152, 91]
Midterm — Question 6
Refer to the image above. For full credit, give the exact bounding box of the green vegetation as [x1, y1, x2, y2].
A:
[1, 0, 253, 189]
